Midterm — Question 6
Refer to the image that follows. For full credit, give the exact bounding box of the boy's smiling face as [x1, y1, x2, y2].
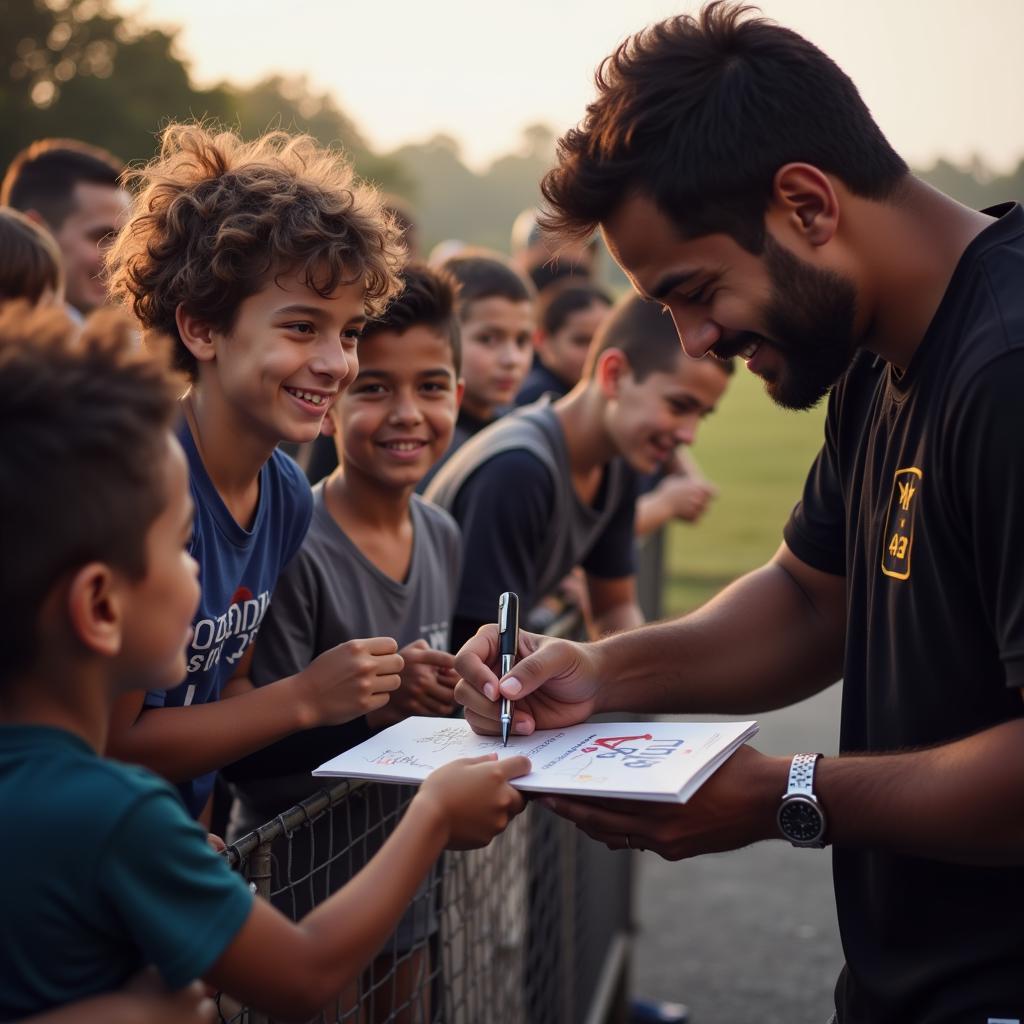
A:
[186, 267, 367, 444]
[330, 325, 462, 491]
[602, 351, 730, 475]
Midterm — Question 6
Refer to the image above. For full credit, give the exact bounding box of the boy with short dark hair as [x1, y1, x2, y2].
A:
[1, 138, 128, 316]
[443, 253, 533, 438]
[103, 124, 408, 820]
[416, 253, 532, 491]
[516, 282, 612, 405]
[225, 262, 465, 1020]
[428, 292, 733, 652]
[0, 303, 528, 1021]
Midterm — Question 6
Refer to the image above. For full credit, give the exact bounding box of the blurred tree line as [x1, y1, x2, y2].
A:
[0, 0, 404, 189]
[2, 0, 1021, 256]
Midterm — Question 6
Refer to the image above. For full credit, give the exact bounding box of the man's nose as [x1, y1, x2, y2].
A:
[668, 308, 721, 359]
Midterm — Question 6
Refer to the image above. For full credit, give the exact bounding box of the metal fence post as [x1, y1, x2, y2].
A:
[246, 841, 274, 1024]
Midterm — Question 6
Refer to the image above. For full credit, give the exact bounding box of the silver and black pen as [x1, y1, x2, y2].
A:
[498, 591, 519, 746]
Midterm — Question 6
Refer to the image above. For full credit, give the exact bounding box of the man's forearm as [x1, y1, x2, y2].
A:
[595, 555, 845, 715]
[818, 717, 1024, 864]
[106, 676, 315, 783]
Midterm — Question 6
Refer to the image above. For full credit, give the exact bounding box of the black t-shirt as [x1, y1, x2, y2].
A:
[426, 404, 638, 642]
[449, 448, 636, 624]
[784, 203, 1024, 1024]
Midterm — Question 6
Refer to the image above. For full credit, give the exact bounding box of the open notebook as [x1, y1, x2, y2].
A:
[314, 717, 758, 803]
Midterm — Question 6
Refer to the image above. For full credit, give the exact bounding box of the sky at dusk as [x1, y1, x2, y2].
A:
[115, 0, 1023, 173]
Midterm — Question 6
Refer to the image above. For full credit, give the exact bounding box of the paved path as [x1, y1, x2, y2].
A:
[631, 683, 845, 1024]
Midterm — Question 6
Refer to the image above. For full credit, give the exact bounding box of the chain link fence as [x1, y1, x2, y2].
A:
[217, 781, 632, 1024]
[215, 533, 667, 1023]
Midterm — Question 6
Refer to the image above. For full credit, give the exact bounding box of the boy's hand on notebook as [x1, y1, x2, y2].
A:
[419, 753, 531, 850]
[295, 637, 404, 727]
[390, 639, 459, 718]
[455, 628, 601, 735]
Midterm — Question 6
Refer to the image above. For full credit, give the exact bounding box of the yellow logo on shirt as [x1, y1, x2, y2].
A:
[881, 467, 922, 580]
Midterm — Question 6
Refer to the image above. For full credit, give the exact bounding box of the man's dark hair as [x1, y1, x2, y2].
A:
[363, 262, 462, 374]
[537, 282, 613, 337]
[586, 293, 735, 381]
[541, 2, 908, 252]
[0, 304, 176, 687]
[1, 139, 123, 229]
[442, 254, 534, 320]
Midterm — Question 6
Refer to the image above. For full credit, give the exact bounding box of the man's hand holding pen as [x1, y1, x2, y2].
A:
[454, 623, 603, 736]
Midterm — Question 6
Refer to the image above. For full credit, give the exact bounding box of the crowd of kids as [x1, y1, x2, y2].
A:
[0, 121, 726, 1022]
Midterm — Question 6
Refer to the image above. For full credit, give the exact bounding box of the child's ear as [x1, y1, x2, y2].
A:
[175, 304, 219, 366]
[595, 348, 630, 399]
[454, 377, 466, 411]
[66, 563, 122, 658]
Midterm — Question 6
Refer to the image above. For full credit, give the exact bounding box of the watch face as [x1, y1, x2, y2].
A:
[779, 797, 824, 843]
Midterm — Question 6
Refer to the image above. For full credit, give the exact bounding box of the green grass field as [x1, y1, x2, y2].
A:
[662, 368, 828, 616]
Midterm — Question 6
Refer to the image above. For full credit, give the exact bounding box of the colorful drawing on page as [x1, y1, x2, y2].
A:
[580, 733, 654, 760]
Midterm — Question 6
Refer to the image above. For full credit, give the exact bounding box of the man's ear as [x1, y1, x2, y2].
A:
[595, 348, 630, 399]
[454, 377, 466, 411]
[768, 163, 840, 249]
[66, 563, 122, 659]
[175, 304, 219, 366]
[22, 208, 53, 232]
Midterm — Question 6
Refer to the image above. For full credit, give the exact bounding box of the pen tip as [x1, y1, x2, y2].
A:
[501, 721, 510, 746]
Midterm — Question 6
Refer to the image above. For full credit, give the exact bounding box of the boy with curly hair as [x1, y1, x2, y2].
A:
[0, 303, 529, 1020]
[104, 124, 407, 820]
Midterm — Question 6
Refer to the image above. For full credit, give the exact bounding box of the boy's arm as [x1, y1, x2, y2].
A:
[206, 755, 529, 1020]
[634, 473, 716, 536]
[585, 574, 644, 637]
[106, 637, 402, 783]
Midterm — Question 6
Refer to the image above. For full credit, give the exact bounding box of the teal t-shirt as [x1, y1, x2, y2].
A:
[0, 725, 254, 1020]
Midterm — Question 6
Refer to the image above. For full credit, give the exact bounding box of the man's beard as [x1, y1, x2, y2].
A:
[715, 237, 860, 411]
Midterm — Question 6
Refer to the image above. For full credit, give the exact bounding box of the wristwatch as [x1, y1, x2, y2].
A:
[777, 753, 827, 848]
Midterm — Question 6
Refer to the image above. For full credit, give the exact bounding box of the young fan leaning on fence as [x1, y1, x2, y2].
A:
[101, 123, 418, 825]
